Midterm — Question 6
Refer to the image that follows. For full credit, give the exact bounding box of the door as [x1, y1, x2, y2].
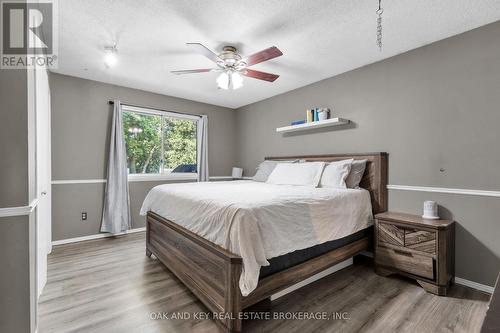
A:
[35, 67, 52, 296]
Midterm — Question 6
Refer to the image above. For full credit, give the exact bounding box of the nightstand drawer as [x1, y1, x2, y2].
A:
[378, 221, 437, 255]
[405, 229, 436, 254]
[376, 247, 435, 280]
[378, 222, 404, 247]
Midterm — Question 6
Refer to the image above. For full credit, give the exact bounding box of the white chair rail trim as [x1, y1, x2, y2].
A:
[387, 185, 500, 198]
[52, 176, 233, 185]
[52, 179, 107, 184]
[0, 198, 39, 218]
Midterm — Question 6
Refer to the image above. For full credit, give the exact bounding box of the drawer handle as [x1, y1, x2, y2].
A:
[394, 249, 413, 257]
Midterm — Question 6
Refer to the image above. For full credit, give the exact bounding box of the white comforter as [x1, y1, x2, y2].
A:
[140, 180, 373, 296]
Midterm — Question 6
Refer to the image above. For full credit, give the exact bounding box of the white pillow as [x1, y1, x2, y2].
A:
[319, 159, 353, 188]
[267, 162, 326, 187]
[253, 160, 298, 182]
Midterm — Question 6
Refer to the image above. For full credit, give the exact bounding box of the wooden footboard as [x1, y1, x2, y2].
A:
[147, 212, 371, 332]
[146, 212, 243, 332]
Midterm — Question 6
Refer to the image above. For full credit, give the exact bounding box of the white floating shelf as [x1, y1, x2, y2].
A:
[276, 118, 350, 133]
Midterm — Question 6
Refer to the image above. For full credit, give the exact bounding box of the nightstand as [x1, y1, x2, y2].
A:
[374, 212, 455, 296]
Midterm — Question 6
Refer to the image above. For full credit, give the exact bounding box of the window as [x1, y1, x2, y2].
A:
[122, 106, 198, 179]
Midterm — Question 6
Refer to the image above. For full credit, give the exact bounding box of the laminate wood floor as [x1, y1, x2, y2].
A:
[39, 232, 489, 333]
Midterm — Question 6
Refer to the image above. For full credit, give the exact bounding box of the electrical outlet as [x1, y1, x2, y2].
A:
[81, 212, 87, 221]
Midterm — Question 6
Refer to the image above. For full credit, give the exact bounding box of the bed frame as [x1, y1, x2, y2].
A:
[146, 153, 388, 332]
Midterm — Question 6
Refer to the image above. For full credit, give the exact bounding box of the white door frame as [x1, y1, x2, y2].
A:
[27, 63, 52, 333]
[27, 66, 37, 333]
[34, 66, 52, 297]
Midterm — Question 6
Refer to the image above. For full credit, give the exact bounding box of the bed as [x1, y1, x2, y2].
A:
[142, 153, 388, 332]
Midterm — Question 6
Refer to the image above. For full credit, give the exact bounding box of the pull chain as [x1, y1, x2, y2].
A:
[376, 0, 384, 51]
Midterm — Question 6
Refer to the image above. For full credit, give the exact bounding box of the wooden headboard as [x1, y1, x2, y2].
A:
[265, 152, 388, 214]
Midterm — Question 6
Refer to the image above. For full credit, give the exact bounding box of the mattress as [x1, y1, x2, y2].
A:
[140, 180, 373, 296]
[260, 226, 373, 279]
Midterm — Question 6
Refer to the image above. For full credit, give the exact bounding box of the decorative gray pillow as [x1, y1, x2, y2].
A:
[252, 160, 297, 182]
[345, 159, 367, 188]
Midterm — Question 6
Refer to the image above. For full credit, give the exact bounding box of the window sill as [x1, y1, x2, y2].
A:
[128, 174, 197, 182]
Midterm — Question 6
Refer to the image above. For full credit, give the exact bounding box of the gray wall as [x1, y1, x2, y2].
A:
[0, 70, 28, 207]
[0, 216, 31, 333]
[50, 73, 237, 240]
[51, 179, 191, 240]
[0, 70, 33, 332]
[235, 21, 500, 286]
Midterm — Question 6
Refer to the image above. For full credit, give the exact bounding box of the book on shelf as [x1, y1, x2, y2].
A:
[291, 120, 306, 126]
[306, 109, 312, 123]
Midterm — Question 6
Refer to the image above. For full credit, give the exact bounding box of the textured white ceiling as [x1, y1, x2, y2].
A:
[52, 0, 500, 108]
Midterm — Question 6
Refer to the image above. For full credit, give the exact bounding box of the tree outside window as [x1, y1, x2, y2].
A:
[122, 109, 197, 175]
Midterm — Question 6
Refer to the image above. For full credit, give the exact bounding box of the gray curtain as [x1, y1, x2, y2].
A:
[197, 115, 209, 182]
[100, 100, 131, 234]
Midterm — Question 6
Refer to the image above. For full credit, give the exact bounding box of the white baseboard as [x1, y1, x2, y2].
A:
[52, 227, 146, 246]
[455, 277, 494, 294]
[270, 258, 353, 301]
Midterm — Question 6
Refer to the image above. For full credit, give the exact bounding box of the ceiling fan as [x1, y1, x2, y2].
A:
[171, 43, 283, 90]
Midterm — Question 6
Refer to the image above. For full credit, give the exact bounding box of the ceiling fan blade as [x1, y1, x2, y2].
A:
[244, 46, 283, 67]
[171, 69, 214, 75]
[242, 69, 279, 82]
[186, 43, 222, 64]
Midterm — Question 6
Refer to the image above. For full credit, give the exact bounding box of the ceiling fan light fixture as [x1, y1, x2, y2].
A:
[173, 43, 283, 87]
[231, 72, 243, 90]
[217, 71, 229, 90]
